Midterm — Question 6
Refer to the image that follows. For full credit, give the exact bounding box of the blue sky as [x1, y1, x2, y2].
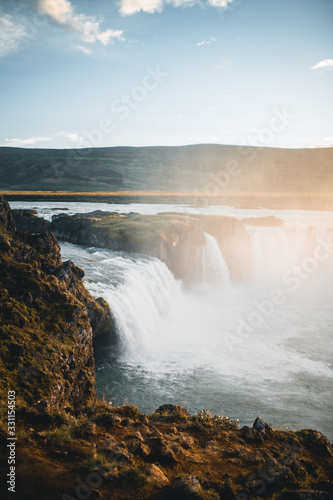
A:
[0, 0, 332, 149]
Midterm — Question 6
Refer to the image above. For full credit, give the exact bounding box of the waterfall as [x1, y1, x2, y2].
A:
[60, 225, 333, 439]
[246, 225, 333, 286]
[88, 254, 182, 353]
[246, 227, 291, 281]
[199, 232, 231, 284]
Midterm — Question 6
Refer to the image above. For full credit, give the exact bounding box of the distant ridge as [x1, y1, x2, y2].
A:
[1, 144, 332, 195]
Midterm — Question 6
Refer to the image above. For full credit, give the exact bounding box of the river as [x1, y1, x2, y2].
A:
[9, 201, 333, 439]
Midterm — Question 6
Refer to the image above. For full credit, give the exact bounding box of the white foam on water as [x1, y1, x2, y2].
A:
[11, 200, 333, 438]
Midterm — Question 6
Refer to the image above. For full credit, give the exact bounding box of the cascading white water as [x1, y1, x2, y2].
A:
[246, 224, 333, 291]
[103, 259, 182, 353]
[72, 249, 182, 353]
[57, 212, 333, 440]
[200, 232, 231, 284]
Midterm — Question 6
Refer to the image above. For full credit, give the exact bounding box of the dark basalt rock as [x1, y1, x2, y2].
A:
[296, 430, 333, 457]
[50, 213, 94, 245]
[0, 196, 112, 408]
[12, 209, 50, 232]
[155, 404, 191, 416]
[241, 425, 264, 443]
[253, 416, 272, 437]
[47, 212, 252, 281]
[9, 206, 254, 282]
[16, 400, 53, 425]
[147, 436, 178, 465]
[218, 477, 237, 500]
[73, 210, 118, 218]
[54, 259, 85, 288]
[0, 197, 14, 228]
[314, 483, 333, 497]
[172, 475, 203, 499]
[279, 491, 331, 500]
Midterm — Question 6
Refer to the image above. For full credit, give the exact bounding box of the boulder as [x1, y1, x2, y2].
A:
[172, 475, 203, 499]
[219, 477, 237, 500]
[296, 430, 333, 457]
[144, 463, 169, 486]
[94, 412, 122, 428]
[147, 436, 178, 465]
[253, 416, 267, 437]
[241, 426, 264, 443]
[154, 404, 190, 416]
[177, 435, 194, 450]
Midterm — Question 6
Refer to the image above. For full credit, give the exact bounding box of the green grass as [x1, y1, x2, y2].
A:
[44, 426, 74, 448]
[118, 466, 148, 486]
[81, 454, 114, 471]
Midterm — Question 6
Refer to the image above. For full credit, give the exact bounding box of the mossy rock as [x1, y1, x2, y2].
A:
[0, 196, 112, 408]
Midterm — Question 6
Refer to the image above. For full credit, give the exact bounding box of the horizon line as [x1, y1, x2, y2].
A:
[1, 143, 333, 151]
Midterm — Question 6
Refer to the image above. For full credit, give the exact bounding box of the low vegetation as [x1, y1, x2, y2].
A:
[0, 401, 332, 499]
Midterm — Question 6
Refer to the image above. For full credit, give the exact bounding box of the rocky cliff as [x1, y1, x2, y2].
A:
[0, 197, 111, 408]
[1, 199, 333, 500]
[12, 210, 253, 282]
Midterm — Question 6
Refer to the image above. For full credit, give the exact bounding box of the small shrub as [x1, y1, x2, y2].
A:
[16, 428, 32, 442]
[44, 425, 74, 448]
[116, 404, 143, 421]
[195, 409, 239, 429]
[81, 454, 113, 471]
[119, 466, 147, 486]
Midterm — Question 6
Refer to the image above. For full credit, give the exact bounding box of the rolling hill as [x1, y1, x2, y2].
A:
[0, 144, 332, 196]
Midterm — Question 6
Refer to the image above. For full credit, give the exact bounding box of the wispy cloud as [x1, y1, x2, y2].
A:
[208, 0, 236, 6]
[38, 0, 124, 45]
[0, 13, 29, 58]
[196, 37, 216, 47]
[310, 59, 333, 70]
[57, 131, 84, 143]
[3, 132, 86, 148]
[72, 44, 92, 55]
[4, 136, 51, 146]
[119, 0, 236, 16]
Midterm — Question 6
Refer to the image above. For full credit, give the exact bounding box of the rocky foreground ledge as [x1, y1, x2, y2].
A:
[0, 402, 333, 500]
[1, 197, 333, 499]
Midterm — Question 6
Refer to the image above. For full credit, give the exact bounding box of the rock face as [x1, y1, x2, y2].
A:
[14, 210, 253, 281]
[0, 196, 112, 408]
[12, 209, 50, 232]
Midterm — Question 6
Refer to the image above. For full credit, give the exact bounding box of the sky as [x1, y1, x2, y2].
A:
[0, 0, 332, 149]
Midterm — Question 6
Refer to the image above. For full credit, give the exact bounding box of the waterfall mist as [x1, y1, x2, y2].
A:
[60, 214, 333, 438]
